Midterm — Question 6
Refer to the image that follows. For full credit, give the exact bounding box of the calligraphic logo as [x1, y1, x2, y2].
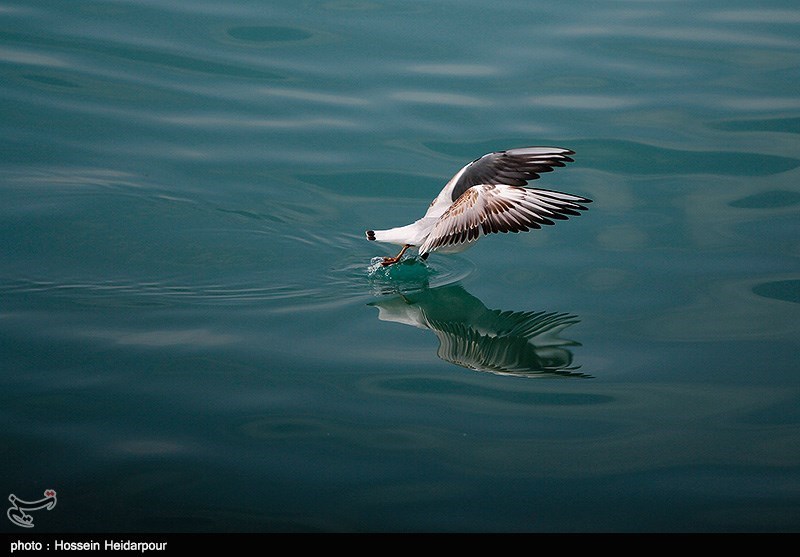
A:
[7, 490, 57, 528]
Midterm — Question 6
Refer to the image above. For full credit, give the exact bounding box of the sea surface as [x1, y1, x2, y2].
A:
[1, 0, 799, 533]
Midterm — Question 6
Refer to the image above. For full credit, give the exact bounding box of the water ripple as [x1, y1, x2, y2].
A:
[552, 24, 800, 49]
[1, 232, 474, 312]
[1, 277, 322, 308]
[405, 63, 500, 77]
[389, 90, 490, 107]
[0, 46, 67, 67]
[227, 26, 313, 43]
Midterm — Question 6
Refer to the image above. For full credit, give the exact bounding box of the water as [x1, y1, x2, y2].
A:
[1, 0, 799, 533]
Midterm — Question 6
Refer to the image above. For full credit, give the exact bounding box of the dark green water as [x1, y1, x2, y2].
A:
[1, 0, 799, 532]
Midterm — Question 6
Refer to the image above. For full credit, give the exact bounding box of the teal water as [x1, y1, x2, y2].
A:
[1, 0, 799, 533]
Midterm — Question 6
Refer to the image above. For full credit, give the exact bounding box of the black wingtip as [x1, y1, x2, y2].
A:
[366, 230, 376, 241]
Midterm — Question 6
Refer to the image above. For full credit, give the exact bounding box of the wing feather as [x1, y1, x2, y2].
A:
[450, 146, 575, 202]
[420, 184, 591, 255]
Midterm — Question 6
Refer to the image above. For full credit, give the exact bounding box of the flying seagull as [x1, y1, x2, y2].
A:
[366, 146, 591, 266]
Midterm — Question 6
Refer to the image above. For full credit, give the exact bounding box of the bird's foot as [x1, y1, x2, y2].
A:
[381, 244, 412, 266]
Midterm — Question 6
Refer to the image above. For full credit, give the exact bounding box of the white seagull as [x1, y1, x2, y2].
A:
[366, 146, 591, 266]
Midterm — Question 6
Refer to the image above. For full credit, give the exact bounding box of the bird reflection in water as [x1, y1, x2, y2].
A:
[369, 283, 588, 378]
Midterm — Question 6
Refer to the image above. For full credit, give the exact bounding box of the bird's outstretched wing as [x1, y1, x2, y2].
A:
[419, 184, 591, 255]
[450, 146, 575, 202]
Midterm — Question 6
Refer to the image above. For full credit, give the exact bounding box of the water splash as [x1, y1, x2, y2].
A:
[367, 255, 430, 276]
[363, 254, 476, 297]
[366, 256, 434, 295]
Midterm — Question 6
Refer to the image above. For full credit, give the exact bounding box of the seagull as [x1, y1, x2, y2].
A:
[366, 146, 591, 265]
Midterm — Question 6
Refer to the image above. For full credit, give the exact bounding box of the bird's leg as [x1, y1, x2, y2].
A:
[381, 244, 412, 266]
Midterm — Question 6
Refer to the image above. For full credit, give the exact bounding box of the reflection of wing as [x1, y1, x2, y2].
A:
[470, 308, 581, 345]
[370, 284, 588, 378]
[427, 313, 587, 378]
